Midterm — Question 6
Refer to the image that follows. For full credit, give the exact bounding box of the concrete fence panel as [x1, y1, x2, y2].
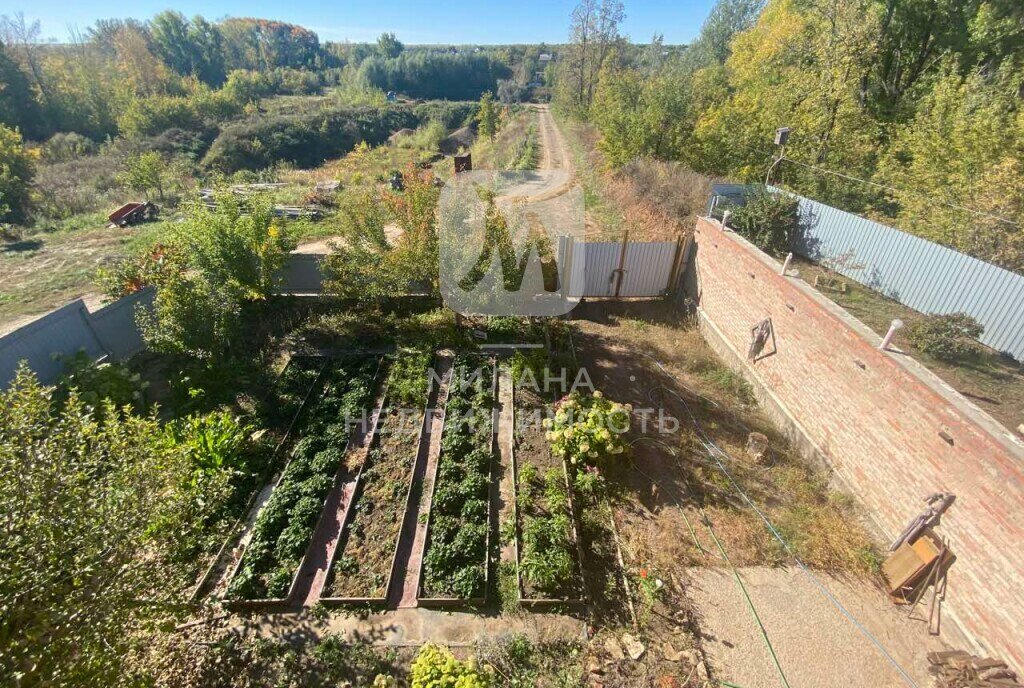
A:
[0, 301, 105, 387]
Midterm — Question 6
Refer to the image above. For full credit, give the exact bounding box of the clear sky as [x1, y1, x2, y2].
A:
[5, 0, 717, 45]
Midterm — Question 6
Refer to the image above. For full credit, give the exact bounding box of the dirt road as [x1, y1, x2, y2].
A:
[534, 103, 573, 173]
[491, 104, 578, 205]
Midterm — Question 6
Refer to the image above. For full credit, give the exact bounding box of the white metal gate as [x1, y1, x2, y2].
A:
[561, 237, 683, 297]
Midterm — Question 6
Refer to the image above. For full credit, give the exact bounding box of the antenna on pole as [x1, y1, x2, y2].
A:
[765, 126, 790, 186]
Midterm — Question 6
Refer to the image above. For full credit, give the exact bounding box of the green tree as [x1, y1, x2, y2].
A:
[0, 366, 189, 686]
[0, 124, 34, 223]
[557, 0, 626, 115]
[477, 90, 498, 140]
[150, 11, 226, 86]
[694, 0, 882, 210]
[119, 150, 167, 200]
[0, 39, 41, 138]
[128, 194, 292, 359]
[324, 167, 441, 303]
[376, 32, 404, 59]
[683, 0, 765, 68]
[878, 63, 1024, 272]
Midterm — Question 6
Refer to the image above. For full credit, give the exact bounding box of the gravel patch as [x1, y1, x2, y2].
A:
[684, 566, 957, 688]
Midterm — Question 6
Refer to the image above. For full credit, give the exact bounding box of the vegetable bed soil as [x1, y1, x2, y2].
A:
[513, 384, 585, 609]
[417, 355, 497, 607]
[322, 352, 433, 604]
[222, 355, 383, 608]
[191, 355, 329, 602]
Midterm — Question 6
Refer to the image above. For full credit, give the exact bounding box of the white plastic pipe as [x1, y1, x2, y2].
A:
[879, 319, 904, 351]
[721, 210, 731, 229]
[780, 253, 793, 275]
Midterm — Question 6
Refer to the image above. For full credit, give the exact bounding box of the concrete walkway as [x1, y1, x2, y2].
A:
[251, 606, 586, 647]
[684, 566, 957, 688]
[495, 367, 516, 566]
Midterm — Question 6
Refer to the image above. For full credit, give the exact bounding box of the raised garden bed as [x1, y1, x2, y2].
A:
[321, 350, 433, 604]
[417, 354, 497, 607]
[511, 358, 585, 609]
[189, 355, 328, 602]
[222, 355, 382, 607]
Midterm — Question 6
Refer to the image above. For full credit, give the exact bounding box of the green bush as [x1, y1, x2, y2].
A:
[0, 124, 34, 223]
[729, 186, 800, 256]
[907, 313, 984, 362]
[202, 105, 421, 172]
[410, 644, 491, 688]
[40, 132, 97, 162]
[545, 391, 630, 468]
[55, 351, 148, 419]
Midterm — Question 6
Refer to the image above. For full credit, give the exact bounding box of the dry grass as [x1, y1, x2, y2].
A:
[557, 116, 715, 241]
[793, 257, 1024, 434]
[572, 300, 883, 579]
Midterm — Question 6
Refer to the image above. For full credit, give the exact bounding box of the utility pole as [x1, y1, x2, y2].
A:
[765, 126, 791, 186]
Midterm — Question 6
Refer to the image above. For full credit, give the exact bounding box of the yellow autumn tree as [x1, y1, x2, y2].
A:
[694, 0, 882, 209]
[878, 63, 1024, 273]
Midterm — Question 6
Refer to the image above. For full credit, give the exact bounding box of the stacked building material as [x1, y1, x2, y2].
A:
[928, 650, 1021, 687]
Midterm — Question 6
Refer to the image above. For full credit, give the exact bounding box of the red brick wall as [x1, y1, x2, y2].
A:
[690, 217, 1024, 670]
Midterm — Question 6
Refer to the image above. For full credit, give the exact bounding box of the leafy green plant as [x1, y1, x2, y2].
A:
[226, 357, 377, 600]
[907, 313, 984, 362]
[410, 643, 491, 688]
[729, 186, 800, 256]
[166, 410, 253, 481]
[0, 365, 230, 686]
[517, 462, 576, 596]
[113, 193, 293, 361]
[387, 349, 432, 406]
[422, 354, 494, 599]
[545, 391, 630, 467]
[520, 513, 574, 593]
[55, 351, 148, 419]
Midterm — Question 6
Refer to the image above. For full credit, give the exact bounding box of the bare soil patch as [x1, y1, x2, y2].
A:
[685, 566, 951, 688]
[569, 300, 881, 576]
[326, 405, 425, 599]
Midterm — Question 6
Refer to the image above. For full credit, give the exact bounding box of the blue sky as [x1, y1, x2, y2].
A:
[7, 0, 717, 45]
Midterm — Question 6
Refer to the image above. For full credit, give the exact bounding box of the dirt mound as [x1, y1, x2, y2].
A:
[440, 126, 476, 155]
[388, 128, 415, 142]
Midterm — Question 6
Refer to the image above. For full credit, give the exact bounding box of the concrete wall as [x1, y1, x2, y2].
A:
[0, 288, 154, 388]
[688, 216, 1024, 669]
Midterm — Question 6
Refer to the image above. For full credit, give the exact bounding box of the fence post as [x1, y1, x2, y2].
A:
[613, 230, 630, 297]
[667, 235, 687, 294]
[780, 253, 793, 275]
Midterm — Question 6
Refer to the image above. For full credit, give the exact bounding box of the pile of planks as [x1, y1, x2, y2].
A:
[928, 650, 1021, 687]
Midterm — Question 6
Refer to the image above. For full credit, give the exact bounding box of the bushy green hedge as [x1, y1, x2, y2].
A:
[422, 355, 494, 599]
[202, 102, 476, 172]
[226, 356, 377, 600]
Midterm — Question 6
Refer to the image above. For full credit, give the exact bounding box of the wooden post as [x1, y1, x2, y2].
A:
[666, 234, 686, 294]
[613, 230, 629, 297]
